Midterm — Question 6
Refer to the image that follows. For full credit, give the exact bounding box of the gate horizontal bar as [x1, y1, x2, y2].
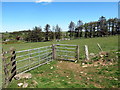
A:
[56, 44, 77, 46]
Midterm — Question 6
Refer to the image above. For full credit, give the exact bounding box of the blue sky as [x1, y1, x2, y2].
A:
[2, 2, 118, 32]
[2, 0, 120, 2]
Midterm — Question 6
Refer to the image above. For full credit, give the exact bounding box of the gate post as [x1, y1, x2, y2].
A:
[9, 48, 16, 82]
[85, 45, 89, 60]
[77, 45, 79, 62]
[52, 44, 56, 60]
[2, 51, 9, 87]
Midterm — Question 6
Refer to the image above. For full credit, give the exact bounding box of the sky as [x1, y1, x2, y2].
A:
[1, 0, 120, 2]
[1, 2, 119, 32]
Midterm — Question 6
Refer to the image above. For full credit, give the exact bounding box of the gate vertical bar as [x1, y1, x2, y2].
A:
[52, 44, 56, 60]
[77, 45, 79, 62]
[38, 48, 40, 64]
[28, 49, 30, 70]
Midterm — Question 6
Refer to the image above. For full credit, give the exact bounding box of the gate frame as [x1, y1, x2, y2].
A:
[54, 44, 79, 62]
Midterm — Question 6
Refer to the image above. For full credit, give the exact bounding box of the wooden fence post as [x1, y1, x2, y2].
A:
[9, 48, 16, 82]
[2, 52, 9, 87]
[85, 45, 89, 60]
[77, 45, 79, 61]
[97, 43, 103, 51]
[52, 44, 56, 60]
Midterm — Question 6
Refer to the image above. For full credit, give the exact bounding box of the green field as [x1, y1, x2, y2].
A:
[2, 36, 119, 88]
[3, 36, 118, 56]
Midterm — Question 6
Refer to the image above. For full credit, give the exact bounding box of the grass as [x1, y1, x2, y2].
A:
[3, 35, 118, 59]
[7, 60, 119, 88]
[3, 35, 118, 52]
[2, 35, 119, 88]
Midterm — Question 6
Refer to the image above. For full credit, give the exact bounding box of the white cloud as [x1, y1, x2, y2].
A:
[35, 0, 53, 3]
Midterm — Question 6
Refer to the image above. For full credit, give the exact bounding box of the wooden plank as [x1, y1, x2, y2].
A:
[10, 49, 16, 82]
[9, 69, 17, 82]
[4, 62, 10, 67]
[9, 64, 16, 72]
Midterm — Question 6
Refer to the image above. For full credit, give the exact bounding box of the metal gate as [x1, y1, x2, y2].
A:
[2, 44, 79, 87]
[54, 44, 79, 62]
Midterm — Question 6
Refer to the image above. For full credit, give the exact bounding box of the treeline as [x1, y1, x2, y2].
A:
[2, 24, 62, 42]
[2, 16, 120, 42]
[68, 16, 120, 39]
[24, 24, 62, 42]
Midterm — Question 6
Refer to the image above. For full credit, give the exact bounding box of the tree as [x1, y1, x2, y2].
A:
[107, 19, 112, 35]
[92, 22, 97, 37]
[55, 24, 62, 40]
[99, 16, 107, 36]
[84, 23, 89, 38]
[87, 22, 93, 38]
[44, 24, 50, 41]
[24, 26, 43, 42]
[75, 20, 83, 38]
[52, 26, 56, 40]
[113, 18, 119, 35]
[117, 18, 120, 34]
[68, 21, 75, 39]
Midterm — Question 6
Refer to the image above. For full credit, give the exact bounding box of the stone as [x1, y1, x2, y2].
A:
[75, 60, 78, 63]
[89, 53, 95, 57]
[17, 83, 23, 87]
[82, 65, 87, 67]
[59, 61, 62, 63]
[80, 72, 84, 74]
[50, 66, 53, 69]
[100, 55, 104, 58]
[32, 80, 38, 86]
[68, 82, 71, 84]
[82, 63, 85, 65]
[94, 65, 98, 67]
[14, 73, 32, 80]
[84, 73, 87, 75]
[99, 51, 108, 56]
[22, 82, 28, 88]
